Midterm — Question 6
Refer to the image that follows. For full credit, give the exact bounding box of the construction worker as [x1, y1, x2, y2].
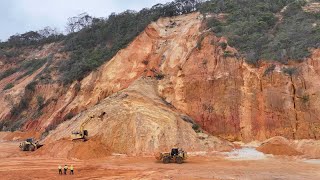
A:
[70, 165, 74, 175]
[58, 165, 62, 175]
[64, 165, 68, 175]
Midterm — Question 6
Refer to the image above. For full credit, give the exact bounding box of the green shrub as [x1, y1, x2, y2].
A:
[25, 81, 37, 92]
[192, 124, 202, 133]
[0, 58, 48, 82]
[282, 67, 298, 76]
[207, 18, 223, 33]
[3, 83, 14, 90]
[64, 112, 75, 121]
[219, 42, 228, 50]
[10, 81, 38, 117]
[37, 95, 45, 110]
[17, 58, 48, 80]
[263, 64, 276, 76]
[223, 51, 234, 57]
[301, 94, 309, 103]
[0, 68, 19, 81]
[155, 72, 165, 80]
[41, 123, 58, 139]
[58, 1, 202, 84]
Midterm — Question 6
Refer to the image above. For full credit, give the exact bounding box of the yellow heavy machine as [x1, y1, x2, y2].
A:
[156, 148, 187, 164]
[71, 117, 91, 141]
[19, 138, 41, 151]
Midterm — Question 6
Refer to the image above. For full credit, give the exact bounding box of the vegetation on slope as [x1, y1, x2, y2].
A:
[200, 0, 320, 64]
[0, 0, 319, 132]
[0, 0, 319, 84]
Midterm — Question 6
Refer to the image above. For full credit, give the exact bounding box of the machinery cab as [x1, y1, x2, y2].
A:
[171, 148, 179, 156]
[83, 130, 88, 136]
[160, 147, 187, 164]
[71, 129, 88, 141]
[26, 138, 34, 143]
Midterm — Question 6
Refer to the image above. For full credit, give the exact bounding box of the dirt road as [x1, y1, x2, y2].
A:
[0, 142, 320, 180]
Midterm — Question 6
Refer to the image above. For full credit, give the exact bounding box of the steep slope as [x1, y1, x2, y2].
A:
[1, 12, 320, 143]
[66, 12, 320, 142]
[41, 78, 233, 158]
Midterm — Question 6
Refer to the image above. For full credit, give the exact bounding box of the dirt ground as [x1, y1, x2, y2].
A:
[1, 142, 320, 180]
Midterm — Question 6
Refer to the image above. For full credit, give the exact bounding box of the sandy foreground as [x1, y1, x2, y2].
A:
[0, 142, 320, 180]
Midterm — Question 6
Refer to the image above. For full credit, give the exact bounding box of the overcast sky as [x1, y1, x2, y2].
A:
[0, 0, 172, 41]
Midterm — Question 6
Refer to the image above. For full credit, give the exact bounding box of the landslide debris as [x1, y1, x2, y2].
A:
[41, 78, 234, 158]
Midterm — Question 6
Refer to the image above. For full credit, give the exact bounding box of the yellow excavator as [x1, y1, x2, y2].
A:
[71, 116, 92, 141]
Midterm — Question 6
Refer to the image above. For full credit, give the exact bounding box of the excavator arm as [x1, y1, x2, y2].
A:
[71, 115, 93, 141]
[80, 115, 92, 133]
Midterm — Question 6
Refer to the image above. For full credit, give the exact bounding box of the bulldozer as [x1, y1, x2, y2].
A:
[71, 117, 91, 141]
[19, 138, 41, 151]
[156, 148, 187, 164]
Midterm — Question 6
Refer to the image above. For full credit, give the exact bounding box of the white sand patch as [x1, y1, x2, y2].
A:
[223, 147, 268, 160]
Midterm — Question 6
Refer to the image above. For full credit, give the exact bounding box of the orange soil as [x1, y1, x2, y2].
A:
[257, 144, 302, 156]
[35, 137, 111, 160]
[1, 141, 320, 180]
[257, 137, 303, 156]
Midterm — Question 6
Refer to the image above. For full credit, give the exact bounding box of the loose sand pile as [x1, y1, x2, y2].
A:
[36, 136, 110, 160]
[291, 139, 320, 159]
[256, 136, 302, 156]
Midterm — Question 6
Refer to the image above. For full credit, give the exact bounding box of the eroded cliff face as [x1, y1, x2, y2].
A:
[1, 13, 320, 142]
[42, 78, 233, 157]
[159, 35, 320, 142]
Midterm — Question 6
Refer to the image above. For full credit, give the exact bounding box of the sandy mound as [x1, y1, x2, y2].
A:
[43, 78, 234, 158]
[291, 140, 320, 159]
[36, 136, 110, 160]
[256, 136, 302, 156]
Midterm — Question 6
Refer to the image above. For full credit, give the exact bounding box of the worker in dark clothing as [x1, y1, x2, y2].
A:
[64, 165, 68, 175]
[58, 165, 62, 175]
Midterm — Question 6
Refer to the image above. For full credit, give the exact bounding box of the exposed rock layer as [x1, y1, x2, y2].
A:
[0, 13, 320, 143]
[43, 78, 234, 156]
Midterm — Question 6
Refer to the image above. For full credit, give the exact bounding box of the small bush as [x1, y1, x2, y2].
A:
[37, 95, 45, 110]
[219, 42, 228, 50]
[263, 64, 276, 77]
[282, 67, 298, 76]
[3, 83, 14, 90]
[192, 124, 202, 133]
[301, 94, 309, 103]
[207, 18, 223, 33]
[0, 68, 19, 81]
[223, 51, 234, 58]
[154, 72, 165, 80]
[41, 123, 58, 139]
[196, 35, 206, 50]
[17, 58, 48, 80]
[74, 83, 81, 92]
[64, 112, 75, 121]
[26, 81, 37, 92]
